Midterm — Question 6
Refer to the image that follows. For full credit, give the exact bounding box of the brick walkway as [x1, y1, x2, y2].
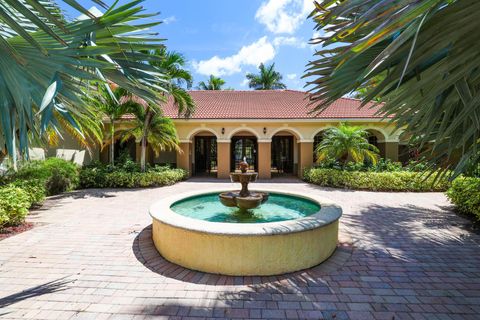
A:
[0, 179, 479, 320]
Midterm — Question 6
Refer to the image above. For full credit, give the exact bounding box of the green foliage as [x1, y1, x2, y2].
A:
[198, 75, 226, 90]
[315, 158, 404, 172]
[8, 179, 46, 207]
[246, 63, 286, 90]
[79, 162, 187, 189]
[306, 0, 480, 177]
[0, 0, 166, 160]
[446, 177, 480, 220]
[315, 124, 380, 165]
[13, 158, 79, 195]
[304, 168, 449, 192]
[0, 186, 30, 228]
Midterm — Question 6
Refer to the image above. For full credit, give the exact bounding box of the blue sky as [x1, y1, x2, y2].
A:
[59, 0, 319, 90]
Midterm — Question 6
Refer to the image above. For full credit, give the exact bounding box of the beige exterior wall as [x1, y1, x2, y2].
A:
[175, 119, 401, 178]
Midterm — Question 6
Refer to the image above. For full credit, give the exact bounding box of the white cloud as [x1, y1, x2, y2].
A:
[273, 36, 307, 48]
[255, 0, 314, 34]
[240, 78, 249, 87]
[192, 37, 276, 76]
[287, 73, 297, 80]
[163, 16, 176, 24]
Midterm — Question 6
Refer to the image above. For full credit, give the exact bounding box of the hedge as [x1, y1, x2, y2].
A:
[304, 168, 450, 192]
[446, 177, 480, 220]
[79, 166, 188, 188]
[0, 186, 31, 228]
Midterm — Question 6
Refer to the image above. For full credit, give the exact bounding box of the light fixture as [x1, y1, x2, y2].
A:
[263, 127, 267, 135]
[221, 127, 225, 135]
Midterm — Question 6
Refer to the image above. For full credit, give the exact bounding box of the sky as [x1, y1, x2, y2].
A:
[58, 0, 320, 91]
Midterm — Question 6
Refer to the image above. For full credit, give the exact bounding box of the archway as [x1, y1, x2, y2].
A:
[270, 129, 299, 175]
[365, 129, 387, 158]
[230, 130, 258, 172]
[192, 130, 218, 176]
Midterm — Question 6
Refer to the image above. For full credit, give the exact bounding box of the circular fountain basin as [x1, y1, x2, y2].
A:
[149, 188, 342, 276]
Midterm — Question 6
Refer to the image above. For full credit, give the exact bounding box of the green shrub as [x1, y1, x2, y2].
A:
[446, 177, 480, 220]
[0, 186, 31, 227]
[8, 179, 47, 206]
[79, 164, 187, 189]
[304, 168, 449, 192]
[13, 158, 79, 195]
[314, 158, 404, 172]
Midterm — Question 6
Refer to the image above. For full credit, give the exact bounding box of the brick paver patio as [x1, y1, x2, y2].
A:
[0, 179, 479, 320]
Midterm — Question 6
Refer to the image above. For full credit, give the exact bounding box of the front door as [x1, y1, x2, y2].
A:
[231, 137, 257, 172]
[194, 136, 217, 175]
[271, 136, 294, 174]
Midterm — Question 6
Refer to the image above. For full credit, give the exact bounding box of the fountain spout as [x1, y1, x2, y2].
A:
[219, 159, 269, 210]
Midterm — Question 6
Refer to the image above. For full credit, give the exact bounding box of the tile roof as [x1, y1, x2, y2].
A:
[162, 90, 386, 120]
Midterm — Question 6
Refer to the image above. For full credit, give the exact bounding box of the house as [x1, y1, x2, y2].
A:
[43, 90, 405, 179]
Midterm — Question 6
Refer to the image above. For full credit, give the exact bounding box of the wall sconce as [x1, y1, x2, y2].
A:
[221, 128, 225, 135]
[263, 127, 267, 135]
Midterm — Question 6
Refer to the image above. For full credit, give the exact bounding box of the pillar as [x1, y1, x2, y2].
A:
[298, 141, 314, 177]
[258, 141, 271, 179]
[217, 141, 231, 179]
[177, 142, 191, 176]
[383, 141, 399, 161]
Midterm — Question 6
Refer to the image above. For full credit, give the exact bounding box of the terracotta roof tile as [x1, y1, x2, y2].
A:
[162, 90, 385, 120]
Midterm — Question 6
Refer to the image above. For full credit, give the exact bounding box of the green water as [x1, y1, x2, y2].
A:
[170, 192, 320, 223]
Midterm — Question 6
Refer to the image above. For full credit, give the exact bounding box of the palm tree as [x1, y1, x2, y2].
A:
[306, 0, 480, 177]
[198, 75, 226, 90]
[246, 63, 287, 90]
[90, 84, 143, 165]
[0, 1, 165, 169]
[315, 124, 379, 167]
[116, 105, 180, 164]
[133, 48, 195, 171]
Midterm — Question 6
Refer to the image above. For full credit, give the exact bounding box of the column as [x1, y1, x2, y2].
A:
[257, 140, 271, 179]
[176, 142, 191, 176]
[383, 141, 399, 161]
[217, 141, 231, 179]
[298, 141, 314, 176]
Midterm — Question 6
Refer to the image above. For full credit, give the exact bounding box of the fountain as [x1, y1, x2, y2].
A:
[219, 158, 269, 210]
[149, 161, 342, 276]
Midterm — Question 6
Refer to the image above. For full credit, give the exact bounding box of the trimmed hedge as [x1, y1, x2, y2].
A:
[304, 168, 449, 192]
[79, 166, 188, 188]
[446, 177, 480, 220]
[0, 186, 31, 228]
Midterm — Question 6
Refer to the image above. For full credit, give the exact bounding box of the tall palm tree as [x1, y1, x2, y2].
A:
[90, 84, 143, 165]
[315, 124, 379, 167]
[133, 48, 195, 171]
[198, 75, 226, 90]
[246, 63, 287, 90]
[116, 104, 180, 164]
[306, 0, 480, 177]
[0, 0, 165, 169]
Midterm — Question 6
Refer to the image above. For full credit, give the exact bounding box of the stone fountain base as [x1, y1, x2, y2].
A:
[219, 191, 269, 210]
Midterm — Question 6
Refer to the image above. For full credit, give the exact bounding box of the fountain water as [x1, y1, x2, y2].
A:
[218, 158, 268, 210]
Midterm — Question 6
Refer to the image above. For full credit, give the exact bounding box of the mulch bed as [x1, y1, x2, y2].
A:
[0, 222, 34, 241]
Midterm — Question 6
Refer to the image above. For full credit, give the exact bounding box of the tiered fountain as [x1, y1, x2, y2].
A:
[219, 158, 269, 210]
[149, 159, 342, 276]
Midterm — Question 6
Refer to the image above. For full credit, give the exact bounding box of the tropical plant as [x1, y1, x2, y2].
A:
[130, 48, 195, 171]
[116, 104, 180, 171]
[315, 124, 379, 167]
[89, 84, 144, 165]
[0, 0, 166, 169]
[246, 63, 287, 90]
[198, 75, 226, 90]
[305, 0, 480, 178]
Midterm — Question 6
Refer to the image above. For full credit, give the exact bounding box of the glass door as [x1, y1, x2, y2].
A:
[271, 136, 294, 174]
[194, 136, 217, 175]
[231, 137, 257, 172]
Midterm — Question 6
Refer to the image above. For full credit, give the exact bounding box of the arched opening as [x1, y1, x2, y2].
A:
[231, 130, 257, 172]
[271, 130, 298, 176]
[192, 130, 217, 176]
[365, 129, 387, 158]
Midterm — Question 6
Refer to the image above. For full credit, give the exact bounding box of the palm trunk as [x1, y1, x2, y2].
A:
[110, 118, 115, 165]
[140, 107, 153, 173]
